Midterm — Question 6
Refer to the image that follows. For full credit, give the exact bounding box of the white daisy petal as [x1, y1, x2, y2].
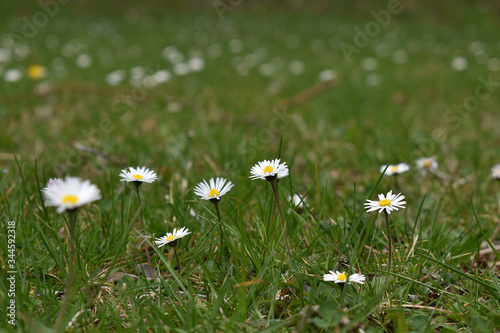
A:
[323, 270, 366, 285]
[348, 273, 366, 284]
[154, 227, 191, 247]
[380, 163, 410, 176]
[120, 166, 157, 183]
[250, 158, 289, 181]
[193, 177, 233, 201]
[491, 164, 500, 180]
[41, 177, 101, 213]
[415, 156, 438, 175]
[364, 190, 406, 215]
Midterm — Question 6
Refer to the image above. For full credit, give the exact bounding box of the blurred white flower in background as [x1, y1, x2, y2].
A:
[361, 57, 377, 71]
[173, 62, 190, 76]
[365, 73, 382, 87]
[451, 56, 467, 71]
[162, 46, 184, 64]
[289, 60, 305, 75]
[487, 58, 499, 71]
[0, 48, 11, 63]
[393, 50, 408, 64]
[4, 68, 22, 82]
[207, 44, 221, 58]
[228, 39, 243, 54]
[105, 70, 126, 86]
[76, 54, 92, 68]
[318, 69, 337, 82]
[188, 57, 205, 71]
[153, 70, 171, 84]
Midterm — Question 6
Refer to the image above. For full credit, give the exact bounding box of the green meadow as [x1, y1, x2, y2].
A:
[1, 1, 500, 332]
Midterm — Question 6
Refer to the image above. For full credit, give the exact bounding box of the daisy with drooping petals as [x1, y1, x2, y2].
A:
[250, 158, 289, 181]
[364, 190, 406, 215]
[323, 271, 366, 285]
[415, 156, 438, 175]
[193, 177, 233, 251]
[42, 177, 101, 213]
[250, 158, 292, 257]
[491, 164, 500, 180]
[155, 227, 191, 248]
[155, 227, 191, 274]
[380, 163, 410, 176]
[194, 177, 233, 202]
[119, 166, 157, 183]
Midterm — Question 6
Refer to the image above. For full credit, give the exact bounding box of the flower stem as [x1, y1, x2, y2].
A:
[384, 211, 392, 280]
[134, 183, 144, 226]
[269, 180, 291, 257]
[339, 282, 346, 306]
[135, 183, 154, 279]
[173, 248, 181, 275]
[213, 201, 223, 251]
[54, 210, 77, 331]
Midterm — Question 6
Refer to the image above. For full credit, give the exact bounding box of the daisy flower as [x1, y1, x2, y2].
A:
[154, 227, 191, 248]
[364, 190, 406, 215]
[250, 158, 289, 181]
[380, 163, 410, 176]
[193, 177, 233, 201]
[28, 64, 47, 80]
[290, 194, 306, 213]
[415, 157, 438, 174]
[250, 158, 292, 256]
[42, 177, 101, 213]
[323, 271, 366, 285]
[120, 166, 157, 183]
[291, 194, 305, 208]
[491, 164, 500, 180]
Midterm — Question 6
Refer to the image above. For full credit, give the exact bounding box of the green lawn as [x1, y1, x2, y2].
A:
[1, 1, 500, 332]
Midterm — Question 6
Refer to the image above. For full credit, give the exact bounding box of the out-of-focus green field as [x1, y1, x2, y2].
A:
[1, 1, 500, 332]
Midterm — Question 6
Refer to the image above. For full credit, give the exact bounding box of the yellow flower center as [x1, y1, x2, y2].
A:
[423, 160, 432, 168]
[28, 65, 45, 80]
[390, 166, 399, 173]
[379, 199, 391, 207]
[133, 174, 143, 180]
[337, 273, 347, 282]
[263, 165, 273, 175]
[62, 194, 79, 205]
[209, 188, 220, 198]
[166, 235, 176, 242]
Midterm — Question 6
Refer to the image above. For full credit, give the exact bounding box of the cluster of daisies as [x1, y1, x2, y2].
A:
[381, 156, 500, 180]
[49, 155, 493, 288]
[382, 156, 437, 176]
